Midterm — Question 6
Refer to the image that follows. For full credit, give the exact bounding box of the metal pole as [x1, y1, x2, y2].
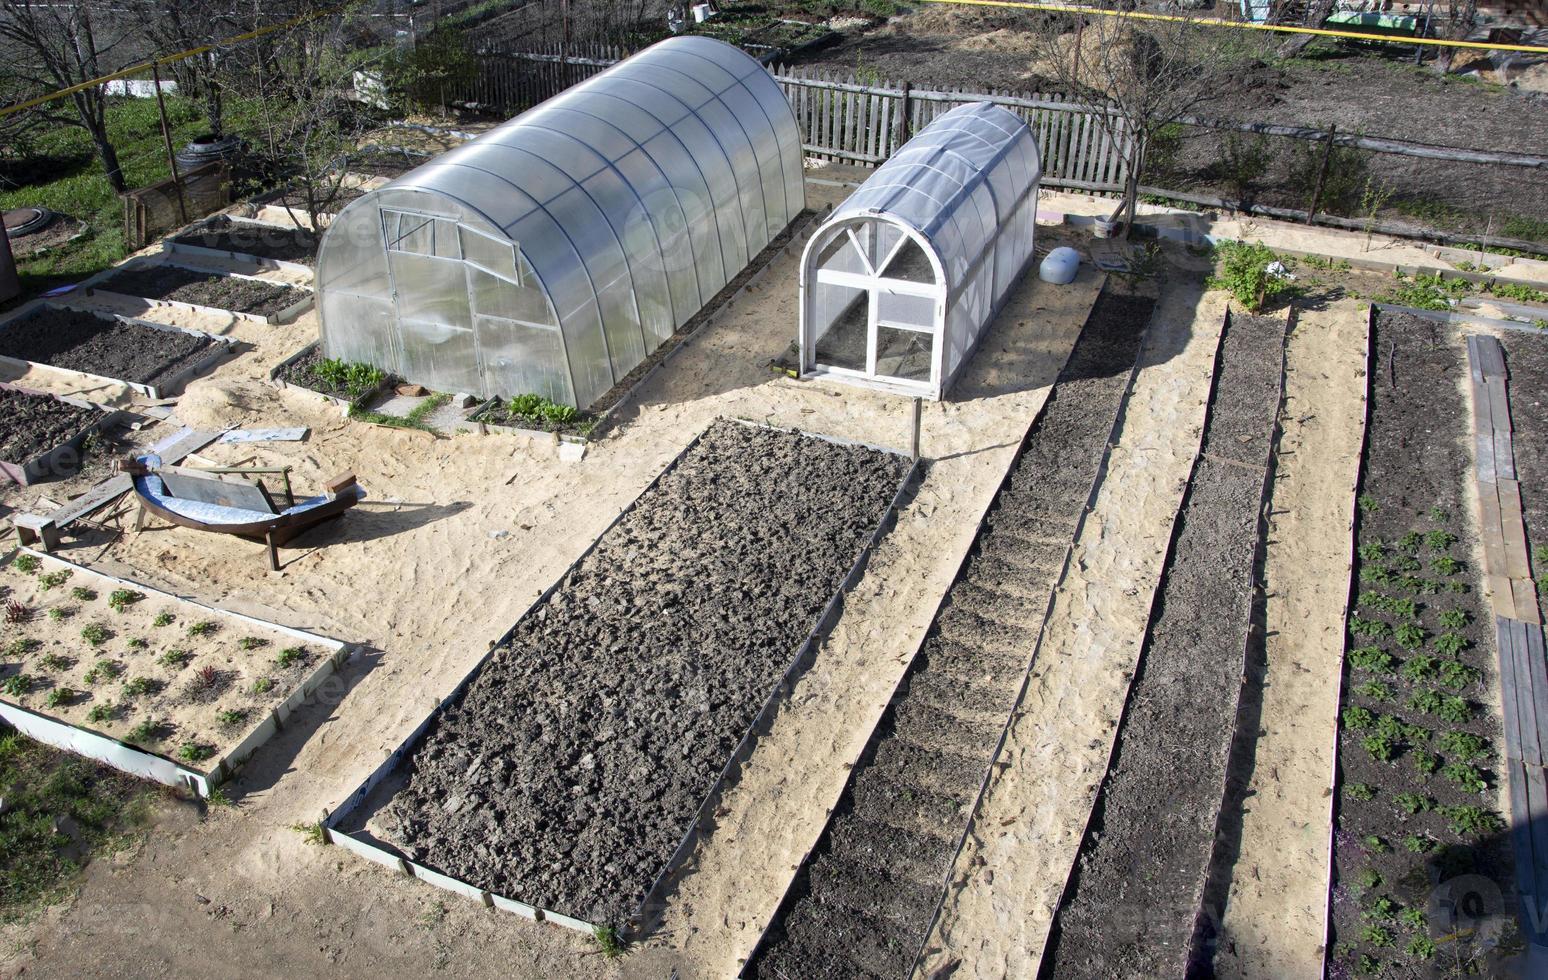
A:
[910, 397, 922, 462]
[152, 63, 189, 224]
[1305, 123, 1336, 224]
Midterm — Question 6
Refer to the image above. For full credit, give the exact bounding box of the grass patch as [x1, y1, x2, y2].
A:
[0, 725, 156, 920]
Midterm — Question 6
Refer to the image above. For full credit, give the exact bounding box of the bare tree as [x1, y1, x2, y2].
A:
[1028, 11, 1251, 236]
[1430, 0, 1480, 74]
[0, 1, 133, 192]
[220, 6, 375, 234]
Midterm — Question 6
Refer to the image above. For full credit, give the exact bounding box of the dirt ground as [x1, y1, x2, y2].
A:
[794, 7, 1548, 234]
[0, 177, 1124, 979]
[1209, 298, 1370, 980]
[917, 282, 1229, 978]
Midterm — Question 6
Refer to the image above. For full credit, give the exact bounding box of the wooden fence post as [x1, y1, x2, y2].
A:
[898, 81, 913, 149]
[1306, 123, 1337, 224]
[151, 63, 188, 224]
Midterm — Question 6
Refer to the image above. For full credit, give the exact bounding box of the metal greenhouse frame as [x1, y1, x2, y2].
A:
[314, 36, 805, 408]
[799, 102, 1042, 400]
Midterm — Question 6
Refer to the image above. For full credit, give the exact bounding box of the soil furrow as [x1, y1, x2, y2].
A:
[1039, 310, 1288, 980]
[744, 290, 1154, 978]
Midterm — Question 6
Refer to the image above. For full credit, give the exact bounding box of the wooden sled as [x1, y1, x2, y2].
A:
[124, 454, 365, 570]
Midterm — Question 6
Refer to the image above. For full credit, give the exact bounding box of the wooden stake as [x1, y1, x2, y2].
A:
[152, 64, 188, 224]
[910, 397, 922, 462]
[1306, 123, 1336, 224]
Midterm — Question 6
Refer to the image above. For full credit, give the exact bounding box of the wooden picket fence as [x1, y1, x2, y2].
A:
[451, 43, 1134, 193]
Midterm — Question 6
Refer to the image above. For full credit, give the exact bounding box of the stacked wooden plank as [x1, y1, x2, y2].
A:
[1466, 334, 1548, 956]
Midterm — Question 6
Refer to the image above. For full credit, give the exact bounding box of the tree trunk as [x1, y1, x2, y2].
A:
[93, 130, 126, 194]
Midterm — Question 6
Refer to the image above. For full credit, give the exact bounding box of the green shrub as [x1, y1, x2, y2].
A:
[1350, 646, 1395, 673]
[1438, 731, 1489, 760]
[1209, 240, 1295, 312]
[1289, 141, 1370, 215]
[1438, 660, 1480, 690]
[106, 589, 143, 613]
[1437, 609, 1469, 630]
[12, 554, 40, 574]
[1348, 782, 1376, 801]
[313, 359, 385, 400]
[1354, 680, 1393, 701]
[1442, 762, 1486, 794]
[1393, 793, 1431, 815]
[1400, 654, 1438, 683]
[1393, 623, 1425, 650]
[2, 673, 33, 697]
[1433, 632, 1468, 656]
[1343, 705, 1375, 730]
[1440, 804, 1503, 836]
[1363, 734, 1396, 761]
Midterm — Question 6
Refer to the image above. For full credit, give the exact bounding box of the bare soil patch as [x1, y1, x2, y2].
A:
[0, 388, 100, 471]
[1327, 310, 1517, 978]
[366, 420, 910, 927]
[171, 216, 319, 265]
[1042, 311, 1286, 978]
[794, 13, 1548, 235]
[0, 306, 214, 385]
[0, 556, 328, 768]
[94, 266, 308, 320]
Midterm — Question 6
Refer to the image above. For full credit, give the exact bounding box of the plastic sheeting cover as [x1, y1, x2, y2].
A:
[802, 102, 1041, 399]
[316, 36, 805, 407]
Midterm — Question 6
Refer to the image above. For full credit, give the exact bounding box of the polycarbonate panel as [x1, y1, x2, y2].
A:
[316, 36, 802, 407]
[801, 101, 1040, 399]
[475, 316, 570, 404]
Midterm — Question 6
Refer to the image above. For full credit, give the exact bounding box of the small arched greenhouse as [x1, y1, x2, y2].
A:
[315, 36, 805, 408]
[799, 102, 1042, 399]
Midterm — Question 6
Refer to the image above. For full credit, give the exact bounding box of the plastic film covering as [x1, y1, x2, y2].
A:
[316, 36, 805, 407]
[800, 102, 1041, 399]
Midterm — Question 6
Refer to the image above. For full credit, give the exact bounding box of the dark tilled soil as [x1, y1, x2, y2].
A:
[0, 306, 214, 385]
[374, 420, 910, 926]
[97, 265, 307, 319]
[1041, 312, 1287, 979]
[1326, 311, 1516, 978]
[171, 216, 319, 265]
[1495, 334, 1548, 624]
[0, 387, 100, 463]
[746, 289, 1155, 980]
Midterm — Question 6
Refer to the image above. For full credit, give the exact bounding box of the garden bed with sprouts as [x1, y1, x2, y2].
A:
[0, 551, 351, 797]
[270, 343, 390, 414]
[470, 394, 596, 442]
[1326, 310, 1518, 978]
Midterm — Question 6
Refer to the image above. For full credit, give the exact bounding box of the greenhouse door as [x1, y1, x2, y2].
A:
[806, 223, 942, 396]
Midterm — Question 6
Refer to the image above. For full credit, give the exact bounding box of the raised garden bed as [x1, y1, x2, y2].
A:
[86, 263, 313, 325]
[0, 305, 234, 399]
[270, 343, 388, 414]
[167, 215, 319, 272]
[1325, 309, 1517, 977]
[0, 551, 353, 797]
[470, 396, 595, 442]
[328, 419, 916, 934]
[0, 383, 124, 487]
[1041, 309, 1288, 978]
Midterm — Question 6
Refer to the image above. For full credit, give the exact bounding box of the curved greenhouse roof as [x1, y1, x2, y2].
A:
[800, 102, 1042, 398]
[316, 36, 805, 408]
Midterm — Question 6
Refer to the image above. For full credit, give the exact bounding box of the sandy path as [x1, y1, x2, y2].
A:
[915, 282, 1228, 979]
[1, 183, 1107, 978]
[1209, 299, 1369, 979]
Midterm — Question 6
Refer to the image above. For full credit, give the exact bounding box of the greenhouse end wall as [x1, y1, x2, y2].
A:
[316, 35, 806, 408]
[800, 102, 1042, 400]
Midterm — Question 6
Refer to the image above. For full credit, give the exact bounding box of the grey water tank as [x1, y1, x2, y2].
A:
[1039, 246, 1080, 284]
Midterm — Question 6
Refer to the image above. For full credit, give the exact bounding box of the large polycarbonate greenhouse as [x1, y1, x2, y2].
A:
[799, 102, 1042, 399]
[315, 36, 805, 408]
